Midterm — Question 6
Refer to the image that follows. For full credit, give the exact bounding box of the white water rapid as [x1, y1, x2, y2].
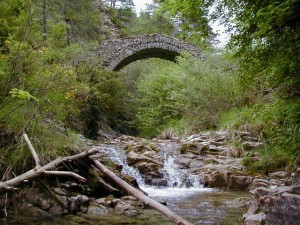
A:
[98, 143, 210, 199]
[97, 144, 145, 186]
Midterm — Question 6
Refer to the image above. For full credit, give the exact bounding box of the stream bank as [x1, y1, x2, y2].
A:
[1, 130, 299, 225]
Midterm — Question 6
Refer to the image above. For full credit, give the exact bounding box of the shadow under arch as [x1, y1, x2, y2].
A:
[113, 48, 180, 71]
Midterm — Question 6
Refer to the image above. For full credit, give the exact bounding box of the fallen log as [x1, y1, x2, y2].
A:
[0, 134, 99, 193]
[90, 158, 193, 225]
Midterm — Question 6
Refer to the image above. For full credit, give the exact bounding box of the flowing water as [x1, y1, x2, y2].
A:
[98, 143, 247, 225]
[2, 143, 247, 225]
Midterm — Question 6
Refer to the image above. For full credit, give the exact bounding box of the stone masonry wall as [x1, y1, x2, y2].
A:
[98, 34, 203, 70]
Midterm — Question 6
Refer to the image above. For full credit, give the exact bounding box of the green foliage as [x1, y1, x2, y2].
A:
[176, 53, 240, 131]
[216, 0, 300, 95]
[220, 96, 300, 172]
[159, 0, 215, 48]
[132, 60, 184, 136]
[0, 0, 107, 173]
[128, 8, 176, 36]
[125, 53, 239, 137]
[77, 63, 131, 137]
[107, 1, 137, 37]
[180, 143, 198, 154]
[9, 88, 38, 102]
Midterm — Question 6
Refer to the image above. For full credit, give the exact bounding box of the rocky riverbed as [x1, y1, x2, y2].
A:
[0, 130, 299, 225]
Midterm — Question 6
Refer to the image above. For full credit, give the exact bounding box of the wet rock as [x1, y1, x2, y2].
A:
[235, 131, 251, 138]
[18, 203, 52, 217]
[229, 197, 249, 209]
[210, 140, 225, 146]
[208, 171, 229, 188]
[145, 178, 168, 186]
[244, 212, 266, 225]
[60, 182, 83, 192]
[214, 130, 231, 141]
[69, 195, 90, 212]
[125, 143, 164, 182]
[268, 171, 292, 185]
[53, 188, 67, 196]
[242, 142, 263, 150]
[181, 152, 199, 159]
[185, 133, 210, 142]
[48, 205, 64, 215]
[57, 195, 69, 209]
[242, 136, 260, 142]
[250, 178, 285, 189]
[268, 171, 290, 179]
[109, 198, 138, 216]
[228, 176, 253, 190]
[189, 160, 203, 169]
[292, 168, 300, 186]
[87, 203, 110, 215]
[207, 145, 229, 155]
[174, 157, 192, 169]
[244, 184, 300, 225]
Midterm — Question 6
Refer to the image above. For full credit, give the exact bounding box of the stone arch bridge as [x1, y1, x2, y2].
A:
[99, 34, 203, 71]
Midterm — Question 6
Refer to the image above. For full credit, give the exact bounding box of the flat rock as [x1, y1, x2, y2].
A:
[244, 212, 266, 225]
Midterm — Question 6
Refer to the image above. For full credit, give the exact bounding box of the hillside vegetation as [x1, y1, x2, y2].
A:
[0, 0, 299, 176]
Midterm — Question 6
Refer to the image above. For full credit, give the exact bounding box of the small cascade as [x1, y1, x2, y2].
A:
[98, 143, 203, 190]
[98, 144, 145, 186]
[163, 153, 202, 188]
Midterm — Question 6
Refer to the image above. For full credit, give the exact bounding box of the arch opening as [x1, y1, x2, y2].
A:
[113, 48, 180, 71]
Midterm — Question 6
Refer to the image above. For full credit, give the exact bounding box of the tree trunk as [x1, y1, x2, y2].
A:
[63, 0, 70, 46]
[90, 158, 193, 225]
[42, 0, 47, 41]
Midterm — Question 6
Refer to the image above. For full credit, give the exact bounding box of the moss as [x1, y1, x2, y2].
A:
[148, 144, 159, 152]
[180, 143, 198, 154]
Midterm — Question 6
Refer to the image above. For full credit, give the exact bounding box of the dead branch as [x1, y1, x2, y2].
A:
[98, 177, 120, 193]
[0, 134, 99, 193]
[44, 171, 86, 182]
[23, 134, 40, 167]
[90, 158, 193, 225]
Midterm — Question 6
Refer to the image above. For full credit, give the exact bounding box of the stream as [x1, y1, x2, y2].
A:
[3, 142, 247, 225]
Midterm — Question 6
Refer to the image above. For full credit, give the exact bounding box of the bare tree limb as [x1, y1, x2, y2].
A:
[44, 171, 87, 182]
[0, 147, 99, 193]
[4, 192, 8, 217]
[90, 158, 193, 225]
[23, 133, 40, 167]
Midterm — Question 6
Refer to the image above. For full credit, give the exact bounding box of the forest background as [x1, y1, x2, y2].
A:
[0, 0, 299, 178]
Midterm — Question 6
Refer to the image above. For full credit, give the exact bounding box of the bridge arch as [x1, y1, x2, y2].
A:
[99, 34, 203, 71]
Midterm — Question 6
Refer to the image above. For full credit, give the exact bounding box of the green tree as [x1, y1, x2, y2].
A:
[159, 0, 215, 48]
[133, 60, 184, 136]
[129, 8, 176, 36]
[215, 0, 300, 94]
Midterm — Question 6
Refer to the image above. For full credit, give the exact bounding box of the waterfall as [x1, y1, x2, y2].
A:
[163, 153, 202, 188]
[97, 144, 145, 186]
[98, 143, 202, 189]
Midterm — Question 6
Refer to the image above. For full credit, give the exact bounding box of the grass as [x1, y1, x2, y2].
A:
[220, 97, 300, 173]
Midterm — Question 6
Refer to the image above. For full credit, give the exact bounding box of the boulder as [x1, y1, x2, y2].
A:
[189, 160, 203, 169]
[174, 157, 192, 169]
[268, 171, 290, 179]
[244, 213, 266, 225]
[243, 185, 300, 225]
[228, 176, 253, 190]
[208, 171, 229, 188]
[293, 168, 300, 186]
[242, 142, 263, 151]
[17, 203, 52, 217]
[87, 203, 110, 216]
